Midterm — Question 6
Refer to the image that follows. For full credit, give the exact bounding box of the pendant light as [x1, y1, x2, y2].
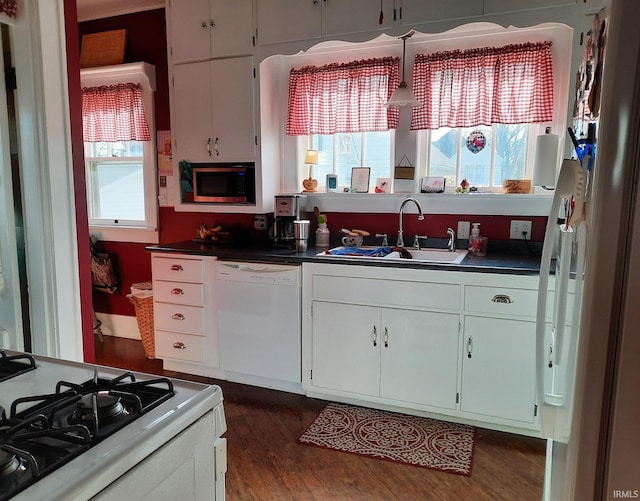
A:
[385, 30, 421, 108]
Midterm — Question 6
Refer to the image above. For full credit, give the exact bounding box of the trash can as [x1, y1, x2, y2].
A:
[127, 281, 155, 359]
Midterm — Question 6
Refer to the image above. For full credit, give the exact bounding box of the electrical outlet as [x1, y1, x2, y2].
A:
[254, 215, 267, 231]
[510, 220, 532, 240]
[457, 221, 470, 240]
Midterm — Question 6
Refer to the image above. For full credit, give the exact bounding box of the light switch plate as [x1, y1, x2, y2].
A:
[457, 221, 470, 240]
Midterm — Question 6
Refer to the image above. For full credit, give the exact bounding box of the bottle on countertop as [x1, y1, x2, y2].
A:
[315, 222, 330, 247]
[468, 222, 488, 256]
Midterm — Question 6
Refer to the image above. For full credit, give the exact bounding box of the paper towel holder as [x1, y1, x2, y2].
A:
[532, 126, 559, 189]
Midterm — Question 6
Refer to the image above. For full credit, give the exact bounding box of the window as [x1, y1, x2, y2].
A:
[304, 131, 393, 190]
[80, 64, 158, 243]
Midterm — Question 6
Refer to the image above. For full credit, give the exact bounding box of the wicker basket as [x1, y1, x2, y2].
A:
[127, 281, 155, 359]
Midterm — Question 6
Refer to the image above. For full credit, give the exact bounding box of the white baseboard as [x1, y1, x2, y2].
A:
[94, 313, 141, 340]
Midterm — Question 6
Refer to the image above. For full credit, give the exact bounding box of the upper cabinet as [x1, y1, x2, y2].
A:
[483, 0, 577, 15]
[397, 0, 483, 26]
[256, 0, 395, 46]
[168, 0, 254, 63]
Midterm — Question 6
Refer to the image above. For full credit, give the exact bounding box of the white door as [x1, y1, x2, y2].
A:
[0, 33, 23, 350]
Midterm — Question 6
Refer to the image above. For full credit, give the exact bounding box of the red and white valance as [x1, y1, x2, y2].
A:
[0, 0, 16, 18]
[81, 83, 150, 142]
[286, 57, 400, 135]
[411, 41, 554, 130]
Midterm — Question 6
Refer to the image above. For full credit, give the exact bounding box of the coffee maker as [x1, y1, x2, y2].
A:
[272, 194, 303, 248]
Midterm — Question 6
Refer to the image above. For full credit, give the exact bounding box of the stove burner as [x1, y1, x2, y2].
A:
[0, 450, 21, 478]
[73, 392, 128, 424]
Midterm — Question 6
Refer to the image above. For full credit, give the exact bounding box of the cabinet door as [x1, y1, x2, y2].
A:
[211, 0, 254, 58]
[256, 0, 321, 45]
[171, 61, 214, 162]
[210, 57, 256, 161]
[380, 308, 459, 410]
[483, 0, 576, 15]
[168, 0, 212, 63]
[461, 316, 536, 423]
[397, 0, 483, 25]
[311, 301, 380, 397]
[322, 0, 394, 36]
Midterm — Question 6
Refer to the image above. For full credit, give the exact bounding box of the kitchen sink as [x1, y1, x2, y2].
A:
[317, 246, 469, 265]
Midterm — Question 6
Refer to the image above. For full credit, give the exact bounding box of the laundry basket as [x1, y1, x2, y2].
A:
[127, 281, 155, 359]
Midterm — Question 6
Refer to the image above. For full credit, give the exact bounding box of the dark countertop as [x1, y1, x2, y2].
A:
[147, 238, 543, 276]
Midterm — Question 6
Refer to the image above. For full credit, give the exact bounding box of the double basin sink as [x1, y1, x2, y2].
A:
[317, 246, 468, 265]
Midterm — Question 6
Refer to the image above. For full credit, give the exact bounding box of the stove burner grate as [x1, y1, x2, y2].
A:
[0, 351, 36, 382]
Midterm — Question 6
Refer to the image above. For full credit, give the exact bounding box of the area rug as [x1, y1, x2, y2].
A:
[298, 402, 476, 476]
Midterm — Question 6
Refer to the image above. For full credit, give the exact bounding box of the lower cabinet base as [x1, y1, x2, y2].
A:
[162, 359, 226, 379]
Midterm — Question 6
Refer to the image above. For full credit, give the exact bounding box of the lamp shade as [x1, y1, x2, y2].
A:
[532, 128, 559, 187]
[385, 83, 421, 108]
[304, 149, 318, 164]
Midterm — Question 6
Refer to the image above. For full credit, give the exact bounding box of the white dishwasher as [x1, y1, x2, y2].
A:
[215, 261, 302, 393]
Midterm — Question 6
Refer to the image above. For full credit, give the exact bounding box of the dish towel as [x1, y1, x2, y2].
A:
[324, 246, 392, 257]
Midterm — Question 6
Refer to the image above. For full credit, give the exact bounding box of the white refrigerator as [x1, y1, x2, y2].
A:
[538, 0, 640, 499]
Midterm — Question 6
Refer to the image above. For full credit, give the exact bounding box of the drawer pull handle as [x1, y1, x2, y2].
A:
[172, 313, 185, 320]
[384, 327, 389, 348]
[372, 326, 377, 347]
[491, 294, 513, 304]
[171, 288, 184, 295]
[467, 336, 473, 359]
[171, 264, 184, 271]
[173, 342, 186, 350]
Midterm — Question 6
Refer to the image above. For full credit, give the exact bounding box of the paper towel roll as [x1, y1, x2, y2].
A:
[532, 129, 559, 187]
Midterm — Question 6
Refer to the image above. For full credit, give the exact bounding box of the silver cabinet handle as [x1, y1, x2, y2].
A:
[171, 264, 183, 271]
[173, 342, 186, 350]
[214, 137, 219, 156]
[171, 288, 184, 295]
[467, 336, 473, 359]
[210, 19, 216, 27]
[384, 327, 389, 348]
[172, 313, 185, 321]
[491, 294, 513, 304]
[372, 326, 377, 347]
[207, 137, 212, 156]
[201, 21, 207, 29]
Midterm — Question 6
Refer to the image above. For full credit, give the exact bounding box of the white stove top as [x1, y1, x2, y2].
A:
[2, 351, 226, 500]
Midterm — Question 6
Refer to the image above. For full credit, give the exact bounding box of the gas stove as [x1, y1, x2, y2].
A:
[0, 350, 226, 500]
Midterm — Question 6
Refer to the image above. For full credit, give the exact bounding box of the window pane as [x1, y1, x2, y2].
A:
[460, 126, 492, 186]
[363, 131, 392, 186]
[335, 133, 363, 186]
[493, 124, 527, 185]
[315, 135, 334, 183]
[429, 127, 458, 187]
[88, 161, 144, 220]
[87, 141, 143, 158]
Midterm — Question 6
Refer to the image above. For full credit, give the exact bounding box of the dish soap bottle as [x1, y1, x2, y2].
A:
[315, 220, 330, 247]
[468, 223, 488, 256]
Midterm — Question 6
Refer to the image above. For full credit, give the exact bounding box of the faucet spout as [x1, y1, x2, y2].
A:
[397, 197, 424, 247]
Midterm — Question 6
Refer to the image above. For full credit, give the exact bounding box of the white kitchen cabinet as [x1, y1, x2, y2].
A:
[311, 301, 459, 410]
[167, 0, 254, 63]
[396, 0, 483, 26]
[483, 0, 576, 15]
[256, 0, 394, 46]
[151, 253, 222, 378]
[461, 316, 537, 424]
[171, 56, 255, 163]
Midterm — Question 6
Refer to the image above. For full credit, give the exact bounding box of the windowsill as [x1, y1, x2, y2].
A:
[89, 226, 159, 244]
[301, 191, 554, 216]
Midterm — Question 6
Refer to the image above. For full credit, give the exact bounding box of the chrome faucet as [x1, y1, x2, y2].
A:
[447, 227, 456, 252]
[397, 197, 424, 247]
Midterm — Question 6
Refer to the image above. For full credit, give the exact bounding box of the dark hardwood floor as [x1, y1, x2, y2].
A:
[95, 336, 546, 501]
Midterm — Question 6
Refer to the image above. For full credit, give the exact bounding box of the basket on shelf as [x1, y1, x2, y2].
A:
[127, 281, 155, 359]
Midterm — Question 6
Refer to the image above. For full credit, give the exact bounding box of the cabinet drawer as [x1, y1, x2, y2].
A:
[312, 275, 460, 310]
[155, 331, 205, 363]
[152, 255, 204, 283]
[154, 303, 205, 334]
[464, 285, 536, 318]
[153, 281, 204, 306]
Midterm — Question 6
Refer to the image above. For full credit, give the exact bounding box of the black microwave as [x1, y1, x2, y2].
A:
[192, 162, 256, 203]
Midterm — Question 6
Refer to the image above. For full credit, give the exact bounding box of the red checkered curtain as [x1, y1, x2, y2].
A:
[410, 42, 554, 130]
[0, 0, 16, 18]
[286, 57, 400, 135]
[81, 83, 151, 142]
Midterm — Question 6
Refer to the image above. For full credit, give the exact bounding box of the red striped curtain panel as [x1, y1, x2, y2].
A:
[81, 83, 151, 142]
[286, 57, 401, 135]
[410, 41, 554, 130]
[0, 0, 17, 18]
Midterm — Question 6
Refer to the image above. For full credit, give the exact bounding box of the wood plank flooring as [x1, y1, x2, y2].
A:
[95, 336, 546, 501]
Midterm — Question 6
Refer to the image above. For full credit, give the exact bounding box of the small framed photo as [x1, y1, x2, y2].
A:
[375, 178, 391, 193]
[420, 176, 446, 193]
[350, 167, 371, 193]
[326, 173, 338, 192]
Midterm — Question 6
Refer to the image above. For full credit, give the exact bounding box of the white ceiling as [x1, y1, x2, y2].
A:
[76, 0, 164, 22]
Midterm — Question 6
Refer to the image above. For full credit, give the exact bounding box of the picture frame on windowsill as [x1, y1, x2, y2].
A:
[350, 167, 371, 193]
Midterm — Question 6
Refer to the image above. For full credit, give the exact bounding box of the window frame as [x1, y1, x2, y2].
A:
[80, 63, 158, 244]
